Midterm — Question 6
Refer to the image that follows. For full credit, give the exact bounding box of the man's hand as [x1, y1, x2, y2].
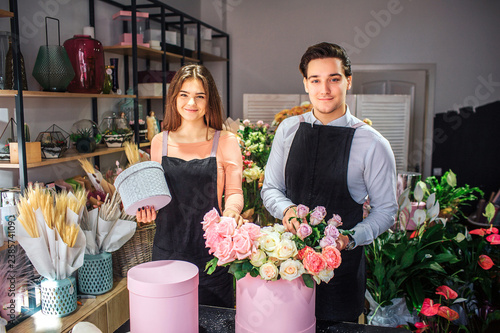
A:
[136, 206, 156, 224]
[224, 209, 244, 227]
[283, 206, 300, 234]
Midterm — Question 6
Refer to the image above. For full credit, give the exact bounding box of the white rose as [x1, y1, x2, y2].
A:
[281, 232, 294, 240]
[249, 249, 267, 267]
[279, 259, 305, 281]
[259, 262, 278, 280]
[318, 269, 335, 283]
[272, 239, 298, 261]
[243, 166, 262, 183]
[259, 232, 281, 253]
[273, 224, 286, 234]
[261, 226, 274, 234]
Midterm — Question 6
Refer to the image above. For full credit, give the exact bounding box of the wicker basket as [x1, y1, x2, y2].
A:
[112, 223, 156, 277]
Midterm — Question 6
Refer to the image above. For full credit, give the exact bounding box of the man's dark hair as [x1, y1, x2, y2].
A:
[299, 42, 352, 78]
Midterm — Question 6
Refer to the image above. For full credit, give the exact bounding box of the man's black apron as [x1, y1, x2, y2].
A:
[285, 115, 365, 322]
[152, 130, 234, 308]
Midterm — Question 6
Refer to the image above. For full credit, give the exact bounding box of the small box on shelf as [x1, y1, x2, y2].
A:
[9, 142, 42, 164]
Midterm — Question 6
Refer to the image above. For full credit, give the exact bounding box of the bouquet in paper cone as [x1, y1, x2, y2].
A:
[203, 205, 346, 287]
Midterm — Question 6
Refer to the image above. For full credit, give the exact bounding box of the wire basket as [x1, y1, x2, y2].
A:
[112, 223, 156, 277]
[78, 252, 113, 295]
[40, 276, 77, 317]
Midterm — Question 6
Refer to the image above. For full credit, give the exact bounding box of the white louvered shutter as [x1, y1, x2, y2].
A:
[355, 95, 411, 172]
[243, 94, 301, 124]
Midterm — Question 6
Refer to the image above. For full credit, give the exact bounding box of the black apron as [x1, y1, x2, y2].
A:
[153, 130, 234, 308]
[285, 115, 365, 322]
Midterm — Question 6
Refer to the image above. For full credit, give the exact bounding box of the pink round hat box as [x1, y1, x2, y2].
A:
[127, 260, 199, 333]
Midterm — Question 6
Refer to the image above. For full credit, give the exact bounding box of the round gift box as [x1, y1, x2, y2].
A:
[78, 252, 113, 295]
[114, 161, 171, 215]
[127, 260, 199, 333]
[41, 276, 77, 317]
[235, 275, 316, 333]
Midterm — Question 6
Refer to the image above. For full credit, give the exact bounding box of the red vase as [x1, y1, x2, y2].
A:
[63, 35, 104, 93]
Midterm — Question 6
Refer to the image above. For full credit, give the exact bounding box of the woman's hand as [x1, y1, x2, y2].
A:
[336, 234, 349, 251]
[283, 206, 300, 234]
[136, 206, 157, 224]
[223, 209, 244, 227]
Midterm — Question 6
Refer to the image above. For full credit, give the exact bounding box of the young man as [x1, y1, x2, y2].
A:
[261, 42, 398, 322]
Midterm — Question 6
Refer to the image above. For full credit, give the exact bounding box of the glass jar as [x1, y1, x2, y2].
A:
[63, 35, 105, 93]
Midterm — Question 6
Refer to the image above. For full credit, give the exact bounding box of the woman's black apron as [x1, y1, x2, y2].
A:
[285, 115, 365, 322]
[152, 130, 233, 308]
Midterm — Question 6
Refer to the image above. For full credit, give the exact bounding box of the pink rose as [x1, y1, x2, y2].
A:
[327, 214, 343, 227]
[297, 223, 312, 240]
[296, 204, 310, 219]
[324, 224, 340, 239]
[214, 236, 236, 265]
[319, 236, 336, 248]
[240, 223, 262, 243]
[242, 119, 251, 126]
[322, 246, 342, 270]
[201, 208, 220, 231]
[256, 120, 264, 127]
[302, 251, 327, 275]
[216, 217, 237, 237]
[310, 206, 326, 225]
[232, 229, 253, 260]
[204, 227, 224, 254]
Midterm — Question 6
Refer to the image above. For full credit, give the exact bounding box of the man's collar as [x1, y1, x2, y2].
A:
[310, 105, 353, 126]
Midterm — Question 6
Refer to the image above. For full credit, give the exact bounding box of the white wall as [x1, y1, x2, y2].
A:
[200, 0, 500, 119]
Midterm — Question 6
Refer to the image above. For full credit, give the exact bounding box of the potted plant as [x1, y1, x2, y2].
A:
[70, 119, 102, 153]
[36, 124, 70, 159]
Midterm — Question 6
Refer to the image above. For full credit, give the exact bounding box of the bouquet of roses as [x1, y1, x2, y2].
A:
[202, 204, 346, 288]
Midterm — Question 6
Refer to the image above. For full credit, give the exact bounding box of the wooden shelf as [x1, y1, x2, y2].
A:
[0, 90, 135, 98]
[0, 9, 14, 18]
[197, 51, 228, 62]
[0, 143, 151, 169]
[104, 45, 199, 63]
[139, 95, 163, 100]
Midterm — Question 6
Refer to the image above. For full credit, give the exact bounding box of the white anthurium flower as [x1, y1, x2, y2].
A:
[398, 188, 410, 207]
[412, 209, 427, 227]
[446, 171, 457, 187]
[413, 181, 426, 202]
[427, 201, 440, 222]
[455, 233, 466, 243]
[426, 193, 436, 210]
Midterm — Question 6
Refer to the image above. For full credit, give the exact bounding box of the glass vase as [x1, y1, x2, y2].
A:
[4, 36, 28, 90]
[102, 65, 113, 94]
[63, 34, 104, 93]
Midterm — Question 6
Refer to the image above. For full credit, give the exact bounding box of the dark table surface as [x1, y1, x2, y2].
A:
[199, 305, 409, 333]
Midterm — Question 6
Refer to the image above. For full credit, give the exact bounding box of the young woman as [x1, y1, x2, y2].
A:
[137, 64, 243, 308]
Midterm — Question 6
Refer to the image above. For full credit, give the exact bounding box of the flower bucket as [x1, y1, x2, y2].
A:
[40, 276, 77, 317]
[128, 260, 199, 333]
[365, 291, 417, 327]
[235, 275, 316, 333]
[114, 161, 171, 215]
[78, 252, 113, 295]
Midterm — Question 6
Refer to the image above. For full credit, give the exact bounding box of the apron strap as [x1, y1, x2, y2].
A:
[162, 131, 169, 156]
[210, 131, 221, 157]
[351, 122, 365, 129]
[298, 114, 305, 122]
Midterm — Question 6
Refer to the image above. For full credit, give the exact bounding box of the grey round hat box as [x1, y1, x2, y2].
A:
[114, 161, 171, 215]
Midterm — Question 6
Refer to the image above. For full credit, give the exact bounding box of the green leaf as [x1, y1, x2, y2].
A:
[428, 262, 446, 274]
[484, 202, 496, 223]
[302, 274, 315, 288]
[250, 268, 260, 278]
[400, 247, 417, 269]
[374, 262, 386, 285]
[205, 257, 218, 274]
[228, 262, 242, 275]
[242, 260, 253, 272]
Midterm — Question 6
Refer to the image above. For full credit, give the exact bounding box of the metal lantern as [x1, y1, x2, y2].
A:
[36, 124, 70, 159]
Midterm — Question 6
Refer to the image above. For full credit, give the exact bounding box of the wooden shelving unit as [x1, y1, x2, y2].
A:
[0, 90, 135, 98]
[104, 45, 199, 63]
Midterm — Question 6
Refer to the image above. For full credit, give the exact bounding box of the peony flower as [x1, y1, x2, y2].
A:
[435, 286, 458, 300]
[201, 208, 220, 231]
[250, 249, 267, 267]
[324, 224, 340, 238]
[214, 236, 236, 265]
[327, 214, 343, 227]
[279, 259, 305, 281]
[478, 254, 494, 270]
[232, 229, 253, 260]
[319, 236, 337, 248]
[309, 206, 326, 225]
[216, 217, 237, 237]
[296, 246, 314, 261]
[297, 223, 312, 240]
[296, 204, 310, 219]
[272, 239, 298, 261]
[437, 306, 459, 321]
[486, 234, 500, 245]
[303, 251, 327, 275]
[317, 269, 334, 283]
[420, 298, 440, 317]
[322, 246, 342, 270]
[259, 231, 281, 253]
[259, 262, 278, 280]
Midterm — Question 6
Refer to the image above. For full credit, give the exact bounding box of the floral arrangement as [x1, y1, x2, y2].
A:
[236, 119, 274, 223]
[272, 102, 312, 127]
[202, 205, 345, 288]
